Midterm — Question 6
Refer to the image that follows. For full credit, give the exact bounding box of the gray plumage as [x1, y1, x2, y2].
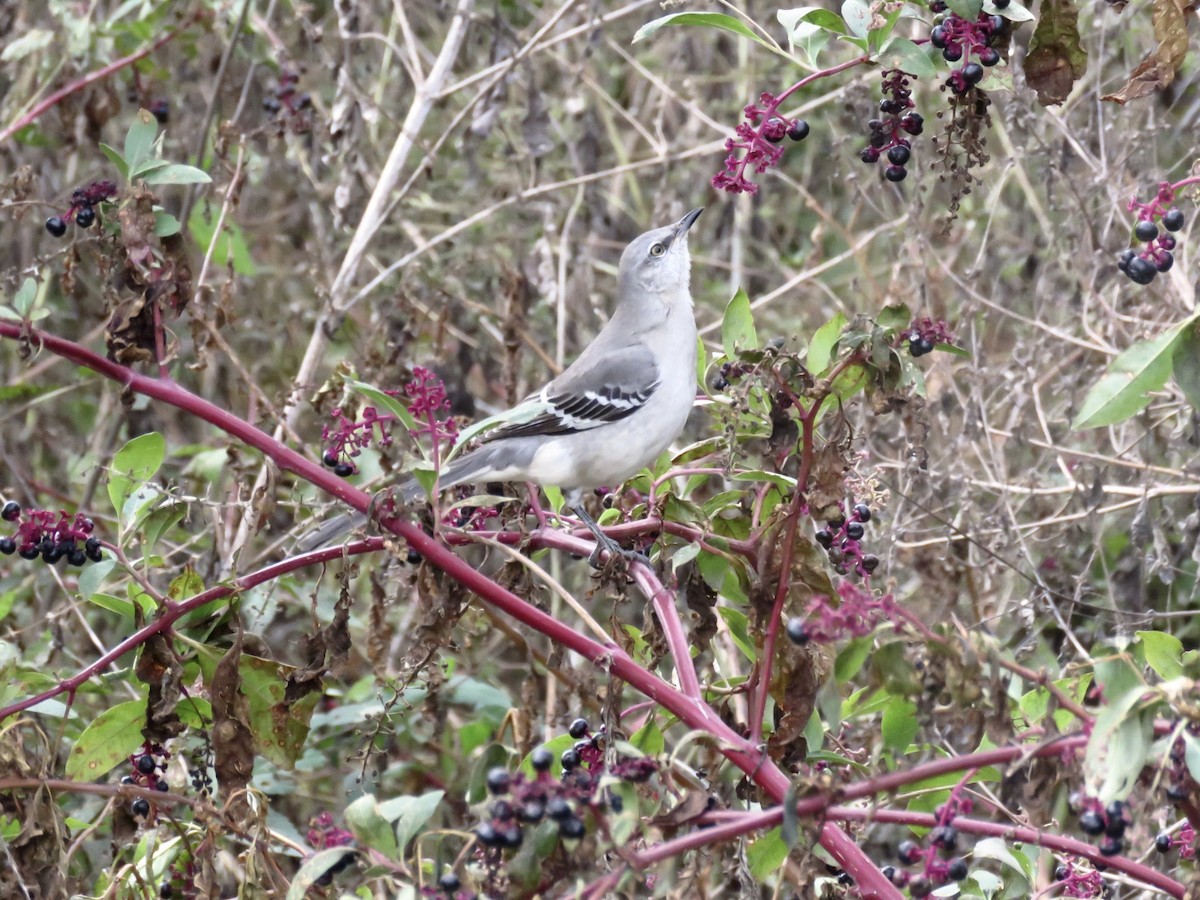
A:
[300, 207, 702, 551]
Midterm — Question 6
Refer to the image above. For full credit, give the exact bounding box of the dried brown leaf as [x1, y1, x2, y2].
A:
[1103, 0, 1192, 103]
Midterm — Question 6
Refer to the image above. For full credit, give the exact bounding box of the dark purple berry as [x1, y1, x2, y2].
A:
[518, 801, 545, 822]
[530, 747, 552, 772]
[947, 858, 968, 881]
[909, 875, 932, 897]
[19, 546, 39, 560]
[263, 96, 282, 113]
[475, 822, 502, 847]
[860, 146, 880, 164]
[67, 548, 87, 566]
[962, 62, 985, 85]
[887, 145, 911, 166]
[1127, 256, 1157, 284]
[897, 839, 923, 865]
[854, 503, 871, 522]
[879, 99, 901, 115]
[439, 872, 461, 893]
[500, 824, 523, 848]
[75, 205, 96, 228]
[131, 798, 151, 817]
[155, 779, 169, 791]
[558, 816, 585, 839]
[150, 100, 170, 123]
[491, 799, 514, 820]
[846, 522, 865, 540]
[137, 755, 157, 774]
[942, 45, 962, 62]
[160, 884, 173, 898]
[1, 501, 19, 521]
[485, 767, 510, 795]
[1156, 252, 1174, 273]
[1157, 833, 1173, 853]
[787, 120, 810, 141]
[869, 130, 887, 148]
[763, 118, 786, 143]
[815, 530, 833, 548]
[993, 0, 1010, 7]
[86, 543, 104, 562]
[785, 617, 810, 645]
[0, 537, 14, 555]
[1098, 834, 1122, 856]
[45, 216, 67, 237]
[568, 718, 589, 739]
[1135, 219, 1159, 242]
[979, 47, 1001, 66]
[1160, 234, 1177, 250]
[1079, 809, 1105, 835]
[989, 14, 1005, 33]
[900, 113, 924, 135]
[884, 165, 907, 183]
[930, 824, 958, 852]
[1163, 208, 1185, 232]
[861, 554, 879, 574]
[333, 462, 354, 477]
[930, 25, 947, 47]
[547, 796, 572, 820]
[42, 544, 63, 564]
[322, 450, 339, 467]
[560, 748, 580, 771]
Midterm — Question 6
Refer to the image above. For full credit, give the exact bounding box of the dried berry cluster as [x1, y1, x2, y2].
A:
[860, 70, 923, 183]
[712, 91, 809, 195]
[45, 180, 118, 237]
[1118, 185, 1187, 285]
[263, 68, 313, 132]
[0, 501, 104, 565]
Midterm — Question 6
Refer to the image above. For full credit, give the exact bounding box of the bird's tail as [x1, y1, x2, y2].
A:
[296, 446, 518, 551]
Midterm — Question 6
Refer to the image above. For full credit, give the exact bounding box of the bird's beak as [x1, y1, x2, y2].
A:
[676, 207, 704, 235]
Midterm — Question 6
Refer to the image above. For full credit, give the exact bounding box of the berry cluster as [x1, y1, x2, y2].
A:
[1156, 822, 1196, 858]
[306, 811, 356, 886]
[1052, 856, 1104, 897]
[120, 743, 171, 820]
[321, 404, 397, 477]
[1118, 190, 1186, 285]
[0, 502, 104, 565]
[1069, 793, 1132, 857]
[475, 719, 654, 855]
[263, 68, 313, 131]
[929, 7, 1006, 96]
[712, 91, 810, 195]
[45, 180, 117, 237]
[860, 70, 923, 183]
[903, 317, 955, 358]
[880, 822, 971, 896]
[785, 579, 901, 646]
[812, 501, 878, 577]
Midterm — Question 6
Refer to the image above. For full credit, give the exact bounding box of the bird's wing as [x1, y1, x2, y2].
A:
[474, 343, 661, 443]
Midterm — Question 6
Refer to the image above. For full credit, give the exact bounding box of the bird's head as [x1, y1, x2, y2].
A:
[617, 207, 703, 301]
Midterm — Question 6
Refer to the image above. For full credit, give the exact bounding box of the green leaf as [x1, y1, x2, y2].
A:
[187, 205, 257, 275]
[947, 0, 984, 18]
[806, 313, 846, 375]
[99, 143, 130, 181]
[153, 212, 182, 237]
[11, 278, 38, 317]
[834, 636, 873, 683]
[747, 827, 789, 879]
[876, 36, 937, 79]
[1073, 318, 1195, 429]
[881, 696, 919, 752]
[1084, 684, 1150, 801]
[344, 794, 399, 858]
[65, 700, 146, 780]
[1137, 630, 1183, 680]
[384, 790, 444, 852]
[841, 0, 871, 38]
[630, 717, 665, 755]
[1, 28, 54, 62]
[141, 163, 211, 186]
[633, 12, 778, 54]
[345, 380, 420, 436]
[717, 607, 756, 661]
[108, 432, 166, 517]
[722, 287, 758, 359]
[876, 303, 912, 333]
[989, 0, 1034, 21]
[777, 4, 847, 60]
[286, 849, 357, 900]
[123, 109, 160, 175]
[1172, 325, 1200, 412]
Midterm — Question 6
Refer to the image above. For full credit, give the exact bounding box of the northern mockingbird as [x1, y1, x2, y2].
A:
[303, 207, 702, 559]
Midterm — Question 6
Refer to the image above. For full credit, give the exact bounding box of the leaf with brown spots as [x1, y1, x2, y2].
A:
[1103, 0, 1193, 104]
[210, 632, 254, 801]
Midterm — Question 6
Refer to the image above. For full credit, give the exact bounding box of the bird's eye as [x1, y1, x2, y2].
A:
[649, 242, 666, 258]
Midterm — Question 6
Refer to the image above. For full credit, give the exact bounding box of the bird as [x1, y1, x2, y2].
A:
[301, 207, 703, 560]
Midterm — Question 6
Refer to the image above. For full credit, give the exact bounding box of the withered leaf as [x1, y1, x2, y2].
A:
[1025, 0, 1088, 105]
[211, 632, 254, 803]
[1103, 0, 1192, 104]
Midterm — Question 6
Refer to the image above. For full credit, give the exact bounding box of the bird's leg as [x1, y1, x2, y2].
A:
[571, 505, 647, 568]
